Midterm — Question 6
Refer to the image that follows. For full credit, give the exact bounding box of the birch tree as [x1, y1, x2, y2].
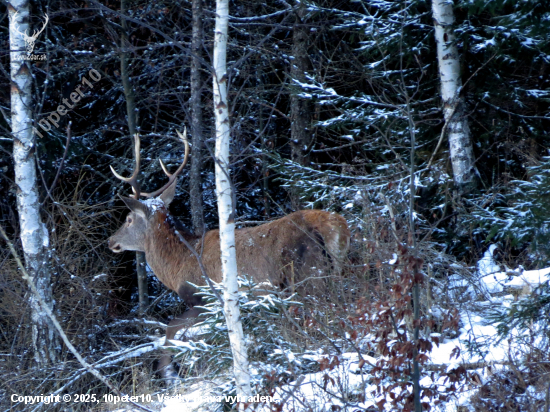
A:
[432, 0, 477, 193]
[9, 1, 58, 365]
[212, 0, 252, 406]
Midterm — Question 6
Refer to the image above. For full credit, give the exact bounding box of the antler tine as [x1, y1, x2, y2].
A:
[33, 14, 49, 38]
[158, 129, 188, 178]
[141, 128, 189, 198]
[12, 11, 27, 36]
[110, 134, 141, 199]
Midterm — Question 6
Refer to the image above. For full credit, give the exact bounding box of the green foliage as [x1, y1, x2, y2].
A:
[489, 281, 550, 338]
[169, 279, 318, 397]
[473, 157, 550, 264]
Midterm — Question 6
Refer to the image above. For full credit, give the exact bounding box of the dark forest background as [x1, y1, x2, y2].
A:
[1, 0, 549, 410]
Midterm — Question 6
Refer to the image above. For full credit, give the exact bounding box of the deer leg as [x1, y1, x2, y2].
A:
[156, 307, 205, 383]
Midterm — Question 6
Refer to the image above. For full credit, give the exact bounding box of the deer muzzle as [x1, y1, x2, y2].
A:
[108, 237, 123, 253]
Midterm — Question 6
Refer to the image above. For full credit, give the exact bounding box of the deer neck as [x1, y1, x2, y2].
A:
[143, 210, 200, 293]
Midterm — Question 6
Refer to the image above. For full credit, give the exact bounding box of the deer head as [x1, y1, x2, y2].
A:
[108, 130, 189, 254]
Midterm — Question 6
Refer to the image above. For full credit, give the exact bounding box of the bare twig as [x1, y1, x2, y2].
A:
[279, 303, 317, 345]
[41, 122, 72, 206]
[279, 375, 306, 407]
[0, 224, 154, 412]
[379, 193, 400, 242]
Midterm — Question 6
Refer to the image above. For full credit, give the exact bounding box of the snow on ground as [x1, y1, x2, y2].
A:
[480, 265, 550, 295]
[110, 381, 221, 412]
[434, 246, 550, 410]
[158, 381, 220, 412]
[262, 246, 549, 411]
[477, 243, 550, 295]
[115, 245, 550, 411]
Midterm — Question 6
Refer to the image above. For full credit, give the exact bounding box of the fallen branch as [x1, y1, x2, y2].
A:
[0, 224, 154, 412]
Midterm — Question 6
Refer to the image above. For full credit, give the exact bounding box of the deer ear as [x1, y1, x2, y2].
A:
[120, 196, 148, 218]
[159, 179, 177, 206]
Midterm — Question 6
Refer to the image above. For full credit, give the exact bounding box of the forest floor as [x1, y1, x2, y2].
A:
[108, 247, 550, 412]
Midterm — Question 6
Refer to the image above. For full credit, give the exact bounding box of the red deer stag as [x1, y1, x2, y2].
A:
[108, 131, 350, 379]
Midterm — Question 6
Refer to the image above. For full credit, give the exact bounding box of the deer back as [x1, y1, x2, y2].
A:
[148, 208, 350, 299]
[108, 132, 350, 305]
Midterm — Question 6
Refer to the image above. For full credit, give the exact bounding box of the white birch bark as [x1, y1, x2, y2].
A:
[432, 0, 477, 192]
[212, 0, 252, 406]
[9, 1, 58, 365]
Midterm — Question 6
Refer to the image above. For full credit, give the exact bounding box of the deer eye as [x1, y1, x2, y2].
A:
[127, 216, 133, 224]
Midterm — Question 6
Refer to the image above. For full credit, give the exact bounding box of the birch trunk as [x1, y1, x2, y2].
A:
[120, 0, 148, 314]
[432, 0, 477, 193]
[213, 0, 252, 406]
[9, 1, 58, 365]
[190, 0, 205, 235]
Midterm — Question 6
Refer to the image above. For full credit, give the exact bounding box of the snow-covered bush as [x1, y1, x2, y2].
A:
[472, 157, 550, 266]
[166, 279, 322, 403]
[165, 245, 468, 411]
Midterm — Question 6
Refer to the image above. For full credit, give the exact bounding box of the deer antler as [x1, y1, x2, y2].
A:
[31, 14, 49, 40]
[12, 12, 49, 40]
[110, 134, 142, 199]
[110, 130, 189, 199]
[12, 11, 28, 38]
[141, 129, 189, 198]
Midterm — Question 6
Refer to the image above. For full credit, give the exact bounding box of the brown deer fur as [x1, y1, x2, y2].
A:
[109, 181, 350, 301]
[108, 181, 350, 379]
